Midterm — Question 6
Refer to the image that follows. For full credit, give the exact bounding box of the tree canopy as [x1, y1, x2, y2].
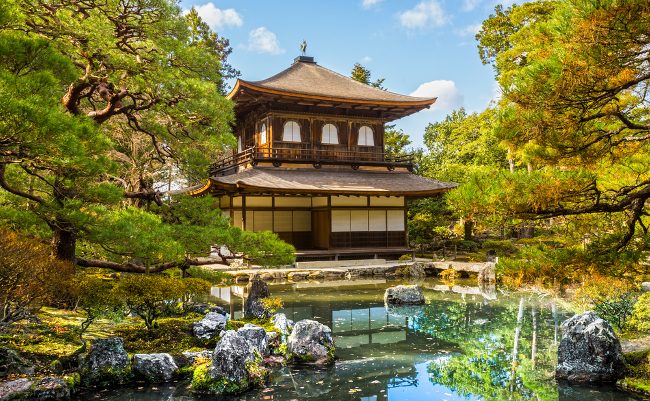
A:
[350, 62, 385, 89]
[0, 0, 294, 271]
[456, 0, 650, 250]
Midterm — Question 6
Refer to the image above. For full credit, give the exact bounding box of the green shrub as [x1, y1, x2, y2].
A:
[260, 297, 283, 314]
[0, 229, 75, 323]
[497, 245, 583, 288]
[113, 275, 210, 330]
[398, 254, 413, 262]
[74, 275, 124, 349]
[482, 240, 518, 256]
[629, 293, 650, 333]
[185, 266, 233, 284]
[575, 276, 638, 331]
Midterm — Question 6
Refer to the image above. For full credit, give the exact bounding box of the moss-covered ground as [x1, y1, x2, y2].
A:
[619, 349, 650, 397]
[0, 308, 215, 377]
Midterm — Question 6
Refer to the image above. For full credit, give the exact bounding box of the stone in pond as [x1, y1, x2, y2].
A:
[192, 330, 268, 395]
[272, 313, 294, 338]
[238, 324, 269, 356]
[0, 378, 32, 401]
[132, 353, 178, 382]
[193, 312, 228, 340]
[287, 319, 335, 365]
[384, 285, 425, 305]
[30, 376, 70, 401]
[79, 337, 131, 386]
[555, 311, 626, 383]
[245, 279, 271, 319]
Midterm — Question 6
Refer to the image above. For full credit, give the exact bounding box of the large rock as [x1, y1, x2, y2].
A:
[0, 377, 70, 401]
[272, 313, 294, 338]
[0, 348, 34, 378]
[384, 285, 425, 305]
[244, 279, 271, 319]
[193, 312, 228, 340]
[555, 311, 626, 383]
[132, 353, 177, 383]
[79, 337, 131, 386]
[192, 330, 265, 395]
[0, 378, 32, 401]
[287, 319, 335, 365]
[30, 377, 70, 401]
[238, 324, 269, 356]
[210, 331, 255, 383]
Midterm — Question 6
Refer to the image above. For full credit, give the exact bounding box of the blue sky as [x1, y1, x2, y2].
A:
[180, 0, 507, 148]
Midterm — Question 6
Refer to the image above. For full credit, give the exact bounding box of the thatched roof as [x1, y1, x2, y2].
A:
[209, 167, 456, 197]
[228, 57, 436, 109]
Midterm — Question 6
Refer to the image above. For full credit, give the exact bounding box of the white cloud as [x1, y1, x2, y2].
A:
[462, 0, 482, 11]
[360, 56, 373, 63]
[398, 1, 448, 29]
[246, 27, 285, 55]
[361, 0, 383, 9]
[190, 3, 243, 31]
[455, 23, 482, 37]
[410, 80, 464, 111]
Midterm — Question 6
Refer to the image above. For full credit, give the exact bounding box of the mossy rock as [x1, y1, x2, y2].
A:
[78, 337, 132, 387]
[618, 377, 650, 397]
[191, 361, 268, 395]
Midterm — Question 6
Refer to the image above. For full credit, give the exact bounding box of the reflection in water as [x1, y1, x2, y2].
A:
[75, 279, 639, 401]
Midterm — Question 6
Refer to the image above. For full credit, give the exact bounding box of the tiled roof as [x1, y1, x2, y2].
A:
[229, 58, 436, 106]
[210, 167, 456, 196]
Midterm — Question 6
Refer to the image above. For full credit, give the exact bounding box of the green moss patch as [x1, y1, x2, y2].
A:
[113, 314, 214, 354]
[620, 350, 650, 397]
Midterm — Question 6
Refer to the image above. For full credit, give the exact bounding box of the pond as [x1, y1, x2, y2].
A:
[78, 278, 639, 401]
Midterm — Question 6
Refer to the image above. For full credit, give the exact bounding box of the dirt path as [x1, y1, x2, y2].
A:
[621, 337, 650, 353]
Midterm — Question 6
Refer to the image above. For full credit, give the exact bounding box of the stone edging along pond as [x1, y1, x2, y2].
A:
[227, 260, 497, 285]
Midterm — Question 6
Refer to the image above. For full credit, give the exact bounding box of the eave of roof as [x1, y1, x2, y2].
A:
[209, 168, 457, 197]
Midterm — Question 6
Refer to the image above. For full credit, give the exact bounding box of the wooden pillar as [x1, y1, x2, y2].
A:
[242, 195, 247, 230]
[327, 195, 332, 250]
[403, 197, 409, 248]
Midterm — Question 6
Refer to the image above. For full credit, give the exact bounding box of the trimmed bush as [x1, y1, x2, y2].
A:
[113, 275, 210, 330]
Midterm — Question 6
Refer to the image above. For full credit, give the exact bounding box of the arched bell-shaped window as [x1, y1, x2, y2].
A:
[260, 123, 267, 144]
[282, 120, 301, 142]
[358, 125, 374, 146]
[321, 123, 339, 144]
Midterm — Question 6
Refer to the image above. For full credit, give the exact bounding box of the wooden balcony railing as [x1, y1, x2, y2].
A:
[209, 145, 415, 176]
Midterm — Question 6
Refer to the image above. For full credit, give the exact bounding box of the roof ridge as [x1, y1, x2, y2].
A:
[236, 60, 435, 104]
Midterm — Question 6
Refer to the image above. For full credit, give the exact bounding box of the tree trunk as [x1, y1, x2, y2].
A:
[463, 220, 474, 241]
[52, 224, 76, 262]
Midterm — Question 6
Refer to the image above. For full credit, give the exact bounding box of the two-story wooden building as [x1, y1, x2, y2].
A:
[196, 56, 455, 259]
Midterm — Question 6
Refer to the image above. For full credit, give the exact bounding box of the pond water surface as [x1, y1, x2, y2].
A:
[78, 278, 639, 401]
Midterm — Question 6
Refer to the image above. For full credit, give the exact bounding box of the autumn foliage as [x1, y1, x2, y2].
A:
[0, 229, 75, 322]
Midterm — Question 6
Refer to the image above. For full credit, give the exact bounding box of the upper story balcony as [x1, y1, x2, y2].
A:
[209, 145, 415, 177]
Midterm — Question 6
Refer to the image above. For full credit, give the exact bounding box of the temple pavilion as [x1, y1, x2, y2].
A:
[194, 56, 455, 259]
